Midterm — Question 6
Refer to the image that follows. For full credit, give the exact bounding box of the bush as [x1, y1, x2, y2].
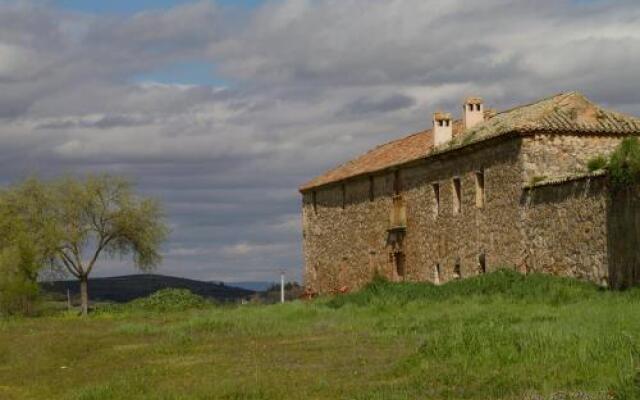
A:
[110, 289, 212, 313]
[0, 270, 39, 316]
[587, 155, 608, 172]
[0, 239, 42, 316]
[608, 137, 640, 188]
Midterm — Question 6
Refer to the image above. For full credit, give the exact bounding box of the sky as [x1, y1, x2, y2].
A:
[0, 0, 639, 283]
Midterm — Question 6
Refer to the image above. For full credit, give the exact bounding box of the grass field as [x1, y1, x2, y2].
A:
[1, 270, 640, 399]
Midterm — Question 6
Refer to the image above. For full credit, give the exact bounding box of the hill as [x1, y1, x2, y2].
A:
[227, 281, 276, 291]
[41, 274, 254, 303]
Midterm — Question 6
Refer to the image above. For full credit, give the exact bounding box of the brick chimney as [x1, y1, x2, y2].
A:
[463, 96, 484, 130]
[433, 111, 453, 146]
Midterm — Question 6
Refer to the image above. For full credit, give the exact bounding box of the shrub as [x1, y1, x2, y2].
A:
[0, 269, 39, 316]
[608, 137, 640, 189]
[122, 289, 211, 313]
[587, 155, 608, 172]
[0, 240, 42, 316]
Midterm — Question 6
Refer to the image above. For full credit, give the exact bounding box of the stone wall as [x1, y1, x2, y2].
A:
[520, 176, 609, 285]
[302, 173, 396, 292]
[302, 132, 640, 293]
[520, 133, 622, 182]
[302, 137, 527, 293]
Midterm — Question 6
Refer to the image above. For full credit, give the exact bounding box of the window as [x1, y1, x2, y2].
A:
[432, 183, 440, 216]
[453, 178, 462, 214]
[478, 253, 486, 274]
[341, 184, 346, 209]
[312, 191, 317, 214]
[369, 176, 374, 202]
[390, 195, 407, 228]
[435, 263, 441, 285]
[453, 259, 461, 280]
[476, 104, 481, 111]
[475, 170, 485, 208]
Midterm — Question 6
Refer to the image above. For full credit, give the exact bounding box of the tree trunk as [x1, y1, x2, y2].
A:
[80, 276, 89, 316]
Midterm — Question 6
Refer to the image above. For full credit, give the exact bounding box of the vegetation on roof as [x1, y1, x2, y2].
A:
[609, 137, 640, 189]
[587, 137, 640, 189]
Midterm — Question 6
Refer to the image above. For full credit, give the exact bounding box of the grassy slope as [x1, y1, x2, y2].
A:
[1, 271, 640, 400]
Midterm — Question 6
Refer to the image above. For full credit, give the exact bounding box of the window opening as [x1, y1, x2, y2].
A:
[454, 259, 461, 280]
[478, 253, 486, 274]
[475, 170, 485, 208]
[432, 183, 440, 216]
[453, 178, 462, 214]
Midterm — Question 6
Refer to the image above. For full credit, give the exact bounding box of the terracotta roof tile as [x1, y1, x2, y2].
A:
[300, 92, 640, 191]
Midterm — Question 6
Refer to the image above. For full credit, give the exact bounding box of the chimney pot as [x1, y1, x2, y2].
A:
[463, 96, 484, 130]
[433, 111, 453, 146]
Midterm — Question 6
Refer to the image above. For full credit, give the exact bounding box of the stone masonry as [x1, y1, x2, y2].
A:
[300, 92, 640, 292]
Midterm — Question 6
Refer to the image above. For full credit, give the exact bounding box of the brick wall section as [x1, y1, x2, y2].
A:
[520, 176, 609, 285]
[302, 138, 527, 293]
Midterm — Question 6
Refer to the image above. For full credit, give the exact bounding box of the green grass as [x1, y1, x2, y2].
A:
[1, 270, 640, 399]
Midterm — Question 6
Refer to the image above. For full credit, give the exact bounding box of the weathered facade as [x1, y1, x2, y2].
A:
[300, 92, 640, 292]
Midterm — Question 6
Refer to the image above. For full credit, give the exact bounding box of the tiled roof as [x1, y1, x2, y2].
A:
[300, 92, 640, 191]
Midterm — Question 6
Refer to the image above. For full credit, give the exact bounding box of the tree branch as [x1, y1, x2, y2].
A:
[58, 255, 80, 279]
[70, 243, 85, 277]
[86, 234, 116, 276]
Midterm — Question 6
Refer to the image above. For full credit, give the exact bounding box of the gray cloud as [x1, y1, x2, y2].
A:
[342, 94, 416, 116]
[0, 0, 639, 282]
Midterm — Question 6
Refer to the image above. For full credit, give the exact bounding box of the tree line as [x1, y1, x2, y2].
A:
[0, 174, 169, 316]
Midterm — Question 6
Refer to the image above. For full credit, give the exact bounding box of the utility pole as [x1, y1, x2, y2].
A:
[280, 269, 285, 304]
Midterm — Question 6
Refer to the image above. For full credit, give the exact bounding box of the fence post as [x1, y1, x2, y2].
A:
[280, 270, 285, 304]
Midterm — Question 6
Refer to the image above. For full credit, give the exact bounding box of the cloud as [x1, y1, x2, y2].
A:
[0, 0, 639, 282]
[342, 94, 416, 116]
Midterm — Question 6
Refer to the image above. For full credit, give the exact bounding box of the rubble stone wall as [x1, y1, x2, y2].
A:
[302, 132, 638, 293]
[302, 138, 527, 293]
[521, 133, 622, 182]
[520, 176, 610, 285]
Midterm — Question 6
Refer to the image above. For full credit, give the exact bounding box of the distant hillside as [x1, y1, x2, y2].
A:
[42, 274, 254, 303]
[227, 281, 277, 291]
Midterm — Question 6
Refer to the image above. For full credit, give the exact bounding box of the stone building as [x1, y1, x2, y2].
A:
[299, 92, 640, 291]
